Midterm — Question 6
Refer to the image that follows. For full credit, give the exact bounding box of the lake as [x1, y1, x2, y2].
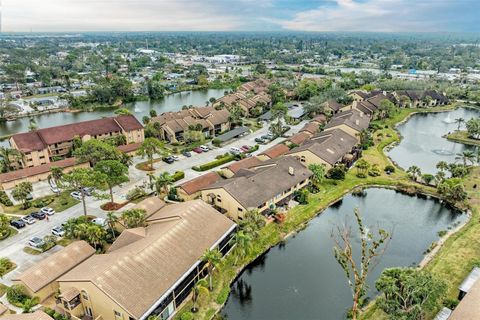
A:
[387, 107, 480, 174]
[0, 89, 226, 138]
[221, 188, 465, 320]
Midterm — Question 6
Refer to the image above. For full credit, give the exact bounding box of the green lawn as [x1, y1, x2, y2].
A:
[446, 130, 480, 146]
[0, 283, 8, 297]
[2, 191, 79, 217]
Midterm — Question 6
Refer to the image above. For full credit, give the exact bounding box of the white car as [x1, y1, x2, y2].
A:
[200, 145, 209, 152]
[51, 186, 60, 194]
[230, 147, 241, 154]
[28, 237, 45, 248]
[92, 218, 107, 228]
[52, 226, 65, 237]
[21, 215, 36, 225]
[171, 155, 180, 161]
[40, 207, 55, 216]
[70, 191, 82, 201]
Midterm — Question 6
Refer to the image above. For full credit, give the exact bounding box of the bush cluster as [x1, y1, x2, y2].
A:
[193, 154, 235, 171]
[0, 191, 13, 206]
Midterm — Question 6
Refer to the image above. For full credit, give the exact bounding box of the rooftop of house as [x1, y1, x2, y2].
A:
[288, 132, 311, 145]
[324, 99, 343, 112]
[258, 143, 290, 159]
[13, 241, 95, 293]
[287, 129, 358, 166]
[151, 106, 230, 132]
[300, 122, 321, 135]
[449, 278, 480, 320]
[203, 156, 312, 209]
[2, 311, 54, 320]
[324, 109, 370, 132]
[58, 200, 235, 320]
[129, 196, 166, 218]
[223, 156, 263, 174]
[11, 115, 143, 153]
[178, 171, 222, 195]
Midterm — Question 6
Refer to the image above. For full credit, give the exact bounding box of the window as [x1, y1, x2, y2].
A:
[81, 290, 89, 300]
[114, 310, 123, 319]
[238, 207, 243, 212]
[300, 156, 306, 162]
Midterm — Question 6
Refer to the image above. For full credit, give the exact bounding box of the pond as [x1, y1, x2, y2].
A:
[387, 107, 480, 174]
[221, 188, 465, 320]
[0, 89, 226, 138]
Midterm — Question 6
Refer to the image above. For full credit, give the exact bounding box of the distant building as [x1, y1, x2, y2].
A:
[10, 115, 144, 169]
[323, 109, 370, 143]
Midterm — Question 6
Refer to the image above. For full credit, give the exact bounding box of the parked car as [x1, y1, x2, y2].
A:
[52, 226, 65, 237]
[26, 193, 33, 201]
[10, 219, 25, 229]
[192, 147, 203, 154]
[200, 145, 209, 152]
[182, 151, 192, 157]
[82, 187, 93, 196]
[92, 218, 107, 228]
[241, 145, 251, 152]
[70, 191, 82, 201]
[261, 135, 271, 140]
[31, 211, 46, 220]
[28, 237, 45, 248]
[51, 186, 60, 194]
[21, 215, 36, 225]
[163, 156, 175, 164]
[230, 147, 241, 154]
[171, 155, 180, 161]
[266, 133, 275, 139]
[40, 207, 55, 216]
[255, 137, 266, 144]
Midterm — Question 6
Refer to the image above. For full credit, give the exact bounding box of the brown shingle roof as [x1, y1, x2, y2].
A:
[259, 143, 290, 159]
[2, 311, 53, 320]
[178, 172, 222, 195]
[324, 109, 370, 132]
[223, 157, 263, 174]
[301, 122, 321, 135]
[0, 157, 80, 184]
[114, 115, 144, 131]
[288, 132, 310, 145]
[59, 200, 235, 320]
[130, 197, 166, 218]
[204, 157, 311, 209]
[449, 279, 480, 319]
[117, 142, 142, 154]
[13, 241, 95, 293]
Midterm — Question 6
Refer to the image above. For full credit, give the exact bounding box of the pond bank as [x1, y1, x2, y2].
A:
[445, 131, 480, 146]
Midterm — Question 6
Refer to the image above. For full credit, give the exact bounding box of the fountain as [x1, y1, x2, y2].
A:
[443, 114, 455, 124]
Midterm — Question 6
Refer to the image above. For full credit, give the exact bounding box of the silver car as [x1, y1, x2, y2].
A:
[52, 226, 65, 237]
[40, 207, 55, 216]
[28, 237, 45, 248]
[21, 215, 36, 225]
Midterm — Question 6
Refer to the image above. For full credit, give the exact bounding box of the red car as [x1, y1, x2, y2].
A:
[192, 147, 203, 154]
[240, 145, 251, 152]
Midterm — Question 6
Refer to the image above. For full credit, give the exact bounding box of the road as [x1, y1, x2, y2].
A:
[0, 120, 308, 284]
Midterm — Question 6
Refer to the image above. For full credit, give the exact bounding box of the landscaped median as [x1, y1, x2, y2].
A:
[192, 154, 236, 172]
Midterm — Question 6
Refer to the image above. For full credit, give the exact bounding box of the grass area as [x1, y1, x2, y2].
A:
[0, 261, 17, 277]
[446, 130, 480, 146]
[135, 158, 162, 171]
[2, 191, 79, 216]
[56, 238, 75, 247]
[23, 247, 42, 255]
[0, 283, 7, 297]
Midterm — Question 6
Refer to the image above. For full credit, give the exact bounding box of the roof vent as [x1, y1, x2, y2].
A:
[355, 120, 360, 125]
[326, 148, 335, 154]
[288, 166, 295, 176]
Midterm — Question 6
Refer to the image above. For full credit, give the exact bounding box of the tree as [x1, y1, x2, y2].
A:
[201, 248, 222, 291]
[355, 159, 370, 177]
[155, 172, 173, 195]
[378, 100, 396, 119]
[94, 160, 129, 203]
[137, 138, 165, 170]
[191, 278, 209, 313]
[375, 268, 447, 320]
[406, 165, 421, 181]
[73, 139, 124, 166]
[0, 214, 10, 237]
[49, 166, 63, 187]
[114, 108, 133, 116]
[11, 182, 33, 209]
[267, 83, 286, 105]
[455, 150, 475, 166]
[121, 208, 146, 228]
[147, 80, 165, 100]
[233, 230, 252, 266]
[254, 63, 267, 74]
[228, 105, 244, 126]
[332, 209, 390, 320]
[271, 102, 288, 120]
[238, 209, 265, 238]
[85, 224, 107, 250]
[4, 64, 26, 90]
[269, 120, 283, 138]
[421, 173, 434, 186]
[466, 118, 480, 139]
[437, 178, 467, 204]
[59, 168, 107, 216]
[295, 79, 320, 100]
[436, 161, 449, 172]
[308, 163, 325, 188]
[454, 117, 465, 131]
[106, 212, 119, 239]
[0, 147, 22, 173]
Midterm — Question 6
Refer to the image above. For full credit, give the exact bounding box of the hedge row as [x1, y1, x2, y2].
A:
[0, 191, 13, 207]
[171, 171, 185, 182]
[192, 154, 235, 171]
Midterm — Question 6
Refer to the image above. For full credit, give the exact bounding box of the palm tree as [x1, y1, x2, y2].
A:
[0, 147, 22, 173]
[455, 118, 465, 131]
[455, 150, 475, 166]
[49, 166, 63, 186]
[86, 224, 107, 250]
[191, 278, 209, 313]
[435, 171, 446, 185]
[407, 165, 421, 181]
[233, 230, 252, 266]
[155, 172, 173, 196]
[201, 248, 222, 291]
[106, 212, 120, 239]
[436, 161, 449, 172]
[308, 164, 325, 188]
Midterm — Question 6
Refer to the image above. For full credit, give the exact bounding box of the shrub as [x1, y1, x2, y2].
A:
[293, 189, 309, 205]
[6, 284, 28, 305]
[246, 144, 260, 153]
[0, 257, 14, 276]
[193, 155, 235, 171]
[212, 138, 222, 147]
[32, 197, 54, 208]
[357, 173, 367, 178]
[216, 286, 230, 305]
[0, 191, 13, 206]
[327, 165, 346, 180]
[384, 165, 396, 173]
[171, 171, 185, 182]
[126, 187, 147, 201]
[368, 165, 381, 177]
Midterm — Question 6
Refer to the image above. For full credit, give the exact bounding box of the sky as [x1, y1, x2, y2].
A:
[2, 0, 480, 33]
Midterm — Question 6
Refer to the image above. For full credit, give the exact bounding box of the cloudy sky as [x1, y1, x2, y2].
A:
[2, 0, 480, 32]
